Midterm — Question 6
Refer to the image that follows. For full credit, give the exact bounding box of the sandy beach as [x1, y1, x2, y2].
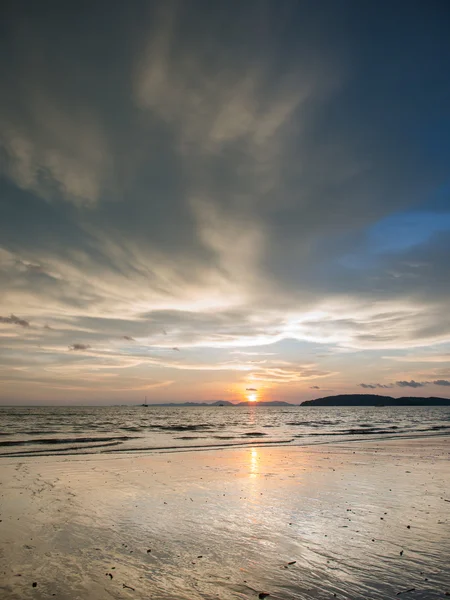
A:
[0, 439, 449, 600]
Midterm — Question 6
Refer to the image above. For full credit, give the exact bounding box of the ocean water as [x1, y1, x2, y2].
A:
[1, 405, 449, 458]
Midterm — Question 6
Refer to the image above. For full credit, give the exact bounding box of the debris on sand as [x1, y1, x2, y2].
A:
[123, 583, 135, 591]
[32, 582, 37, 588]
[287, 561, 296, 565]
[258, 593, 270, 599]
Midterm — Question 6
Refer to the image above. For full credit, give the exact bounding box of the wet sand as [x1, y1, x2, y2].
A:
[0, 439, 449, 599]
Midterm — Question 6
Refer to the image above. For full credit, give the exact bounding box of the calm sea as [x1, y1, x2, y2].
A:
[0, 405, 449, 459]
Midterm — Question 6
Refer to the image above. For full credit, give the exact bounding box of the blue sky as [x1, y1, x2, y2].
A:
[1, 0, 450, 404]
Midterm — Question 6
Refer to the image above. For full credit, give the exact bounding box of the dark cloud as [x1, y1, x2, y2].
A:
[246, 387, 257, 391]
[0, 314, 30, 327]
[359, 383, 394, 389]
[396, 380, 426, 388]
[433, 379, 450, 387]
[68, 344, 91, 351]
[310, 386, 320, 389]
[122, 336, 135, 341]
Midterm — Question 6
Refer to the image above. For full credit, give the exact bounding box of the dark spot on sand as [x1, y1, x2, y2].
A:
[32, 582, 37, 587]
[259, 594, 270, 599]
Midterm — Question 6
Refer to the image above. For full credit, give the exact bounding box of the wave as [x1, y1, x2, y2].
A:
[0, 438, 294, 458]
[287, 420, 341, 427]
[0, 441, 125, 457]
[148, 423, 217, 432]
[0, 435, 138, 448]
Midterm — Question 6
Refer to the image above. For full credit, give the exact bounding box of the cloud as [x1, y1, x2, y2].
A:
[68, 343, 91, 352]
[362, 379, 450, 389]
[310, 385, 320, 389]
[249, 365, 333, 384]
[246, 387, 257, 391]
[0, 314, 30, 327]
[122, 336, 135, 341]
[359, 383, 394, 389]
[396, 380, 426, 388]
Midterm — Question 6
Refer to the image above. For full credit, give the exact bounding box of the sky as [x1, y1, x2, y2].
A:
[1, 1, 450, 405]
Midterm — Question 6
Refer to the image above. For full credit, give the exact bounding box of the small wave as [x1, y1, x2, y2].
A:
[287, 420, 341, 427]
[100, 438, 294, 454]
[0, 440, 124, 457]
[120, 427, 142, 432]
[0, 435, 138, 448]
[148, 424, 214, 432]
[0, 438, 295, 458]
[295, 428, 406, 437]
[243, 432, 267, 436]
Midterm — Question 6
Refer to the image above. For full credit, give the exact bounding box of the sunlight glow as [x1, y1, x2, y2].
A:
[247, 393, 258, 402]
[249, 448, 259, 477]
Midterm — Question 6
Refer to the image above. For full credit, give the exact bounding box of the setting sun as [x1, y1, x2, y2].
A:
[247, 393, 258, 403]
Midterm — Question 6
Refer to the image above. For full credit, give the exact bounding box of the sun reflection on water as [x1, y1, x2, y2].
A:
[249, 448, 259, 478]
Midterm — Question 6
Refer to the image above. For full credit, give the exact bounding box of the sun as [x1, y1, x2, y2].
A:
[247, 393, 258, 403]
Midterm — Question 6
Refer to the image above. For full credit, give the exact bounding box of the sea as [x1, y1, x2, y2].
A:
[1, 405, 449, 459]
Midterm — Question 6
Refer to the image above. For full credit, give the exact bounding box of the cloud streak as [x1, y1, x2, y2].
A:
[0, 314, 30, 327]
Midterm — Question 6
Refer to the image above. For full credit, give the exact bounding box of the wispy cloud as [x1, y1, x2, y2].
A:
[68, 343, 91, 352]
[0, 314, 30, 327]
[359, 383, 394, 389]
[396, 380, 427, 388]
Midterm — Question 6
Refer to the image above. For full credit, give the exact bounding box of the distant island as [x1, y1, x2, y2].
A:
[235, 401, 292, 406]
[140, 400, 293, 407]
[139, 394, 450, 407]
[301, 394, 450, 406]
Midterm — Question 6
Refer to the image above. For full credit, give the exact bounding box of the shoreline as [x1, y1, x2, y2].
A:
[1, 430, 449, 461]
